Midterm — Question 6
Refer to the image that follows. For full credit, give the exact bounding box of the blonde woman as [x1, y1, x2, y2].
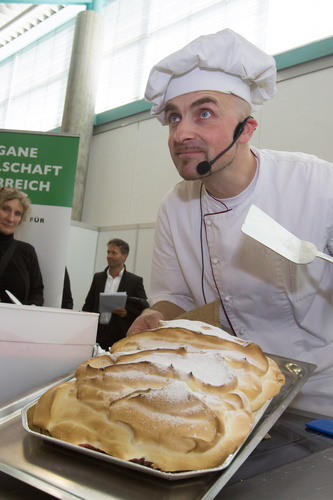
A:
[0, 187, 43, 305]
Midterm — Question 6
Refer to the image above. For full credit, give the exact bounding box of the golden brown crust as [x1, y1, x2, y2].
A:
[32, 320, 285, 472]
[111, 327, 269, 375]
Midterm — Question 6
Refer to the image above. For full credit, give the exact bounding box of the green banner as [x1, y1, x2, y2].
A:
[0, 130, 79, 207]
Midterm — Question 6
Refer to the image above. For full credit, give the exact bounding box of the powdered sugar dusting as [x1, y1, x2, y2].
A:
[117, 350, 235, 388]
[156, 319, 250, 346]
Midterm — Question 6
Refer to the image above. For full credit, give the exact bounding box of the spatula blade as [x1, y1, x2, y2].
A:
[241, 205, 317, 265]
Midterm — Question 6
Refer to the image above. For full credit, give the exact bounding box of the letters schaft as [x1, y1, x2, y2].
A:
[0, 162, 63, 175]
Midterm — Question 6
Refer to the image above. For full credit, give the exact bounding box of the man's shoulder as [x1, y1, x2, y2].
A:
[93, 268, 107, 279]
[254, 146, 333, 169]
[122, 269, 143, 281]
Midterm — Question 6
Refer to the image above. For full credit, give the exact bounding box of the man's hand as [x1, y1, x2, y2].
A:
[127, 309, 164, 336]
[126, 301, 185, 336]
[112, 308, 127, 318]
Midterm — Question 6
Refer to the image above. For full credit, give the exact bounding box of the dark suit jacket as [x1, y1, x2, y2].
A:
[82, 266, 148, 349]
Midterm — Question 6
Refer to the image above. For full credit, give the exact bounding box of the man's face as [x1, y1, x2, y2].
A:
[165, 91, 239, 180]
[107, 244, 127, 270]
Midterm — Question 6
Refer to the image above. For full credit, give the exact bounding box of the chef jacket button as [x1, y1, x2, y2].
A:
[206, 220, 212, 226]
[239, 328, 246, 335]
[224, 295, 231, 302]
[212, 258, 219, 265]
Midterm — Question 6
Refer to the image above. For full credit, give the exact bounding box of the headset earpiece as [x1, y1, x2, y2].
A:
[233, 122, 245, 141]
[233, 116, 253, 141]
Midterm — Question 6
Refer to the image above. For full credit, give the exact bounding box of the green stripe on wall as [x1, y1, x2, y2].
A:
[274, 36, 333, 70]
[94, 100, 152, 126]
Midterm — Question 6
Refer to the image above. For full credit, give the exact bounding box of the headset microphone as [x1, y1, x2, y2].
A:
[196, 116, 252, 175]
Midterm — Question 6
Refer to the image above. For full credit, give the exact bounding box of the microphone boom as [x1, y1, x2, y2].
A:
[196, 116, 252, 175]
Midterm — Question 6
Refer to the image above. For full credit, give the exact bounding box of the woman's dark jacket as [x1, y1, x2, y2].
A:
[0, 233, 44, 306]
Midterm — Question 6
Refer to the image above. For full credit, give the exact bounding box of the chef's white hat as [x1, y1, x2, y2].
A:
[145, 29, 276, 124]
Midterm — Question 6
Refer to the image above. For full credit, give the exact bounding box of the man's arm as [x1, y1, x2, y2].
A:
[133, 276, 148, 300]
[127, 300, 185, 335]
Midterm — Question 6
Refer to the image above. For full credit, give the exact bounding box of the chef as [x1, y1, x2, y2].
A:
[128, 29, 333, 417]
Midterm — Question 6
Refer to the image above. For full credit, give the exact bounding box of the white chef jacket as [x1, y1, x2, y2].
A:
[150, 147, 333, 416]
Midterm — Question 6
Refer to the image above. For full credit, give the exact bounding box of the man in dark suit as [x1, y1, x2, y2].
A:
[82, 238, 148, 350]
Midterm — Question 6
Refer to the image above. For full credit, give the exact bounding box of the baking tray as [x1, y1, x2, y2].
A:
[21, 360, 273, 479]
[0, 355, 316, 500]
[21, 397, 271, 480]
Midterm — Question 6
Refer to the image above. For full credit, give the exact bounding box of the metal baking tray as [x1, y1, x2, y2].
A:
[21, 397, 271, 480]
[0, 354, 316, 500]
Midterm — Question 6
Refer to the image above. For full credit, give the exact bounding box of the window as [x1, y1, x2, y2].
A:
[96, 0, 333, 113]
[0, 21, 75, 131]
[0, 0, 332, 131]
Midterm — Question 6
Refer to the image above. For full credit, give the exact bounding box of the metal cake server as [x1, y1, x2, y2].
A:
[241, 205, 333, 265]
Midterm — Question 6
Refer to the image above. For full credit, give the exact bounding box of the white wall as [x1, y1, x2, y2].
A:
[82, 117, 179, 226]
[66, 222, 98, 310]
[67, 56, 333, 308]
[257, 64, 333, 160]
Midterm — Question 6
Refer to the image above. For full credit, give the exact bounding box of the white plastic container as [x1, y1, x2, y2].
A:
[0, 303, 99, 404]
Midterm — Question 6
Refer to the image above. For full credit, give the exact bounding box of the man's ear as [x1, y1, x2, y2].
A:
[239, 117, 258, 143]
